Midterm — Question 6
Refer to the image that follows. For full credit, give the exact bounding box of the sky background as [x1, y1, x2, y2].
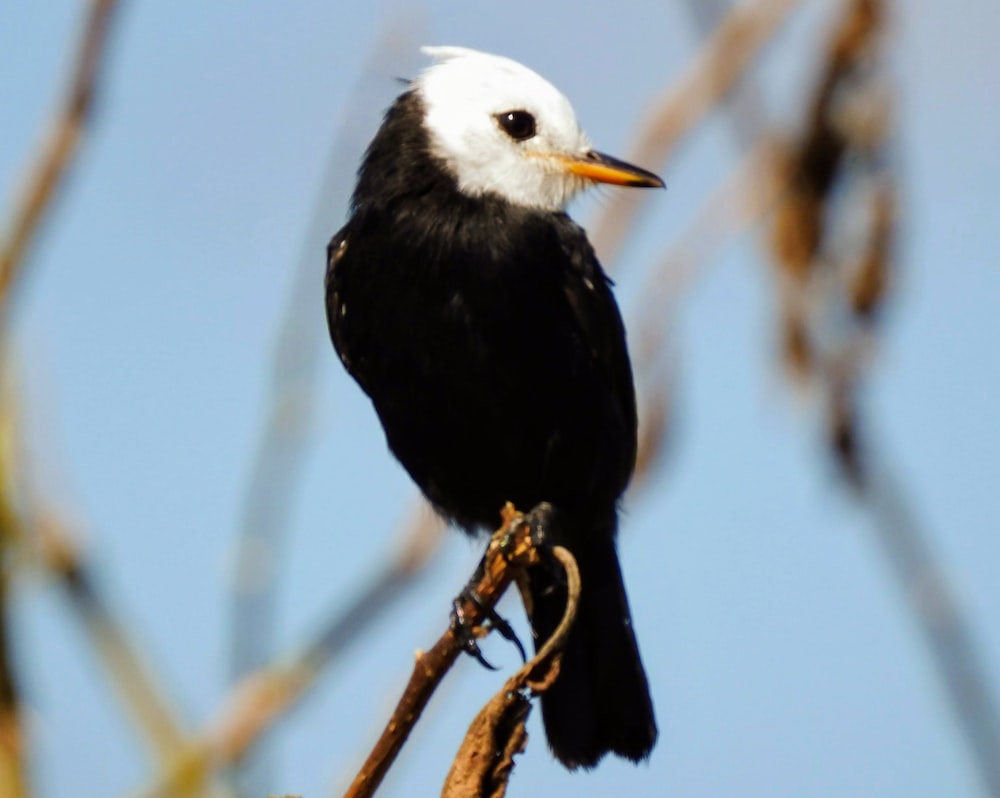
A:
[3, 1, 1000, 797]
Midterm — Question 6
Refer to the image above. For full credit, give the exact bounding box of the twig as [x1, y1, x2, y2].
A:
[227, 19, 426, 792]
[628, 139, 784, 493]
[219, 508, 443, 761]
[11, 367, 197, 789]
[856, 460, 1000, 798]
[0, 0, 122, 324]
[633, 140, 781, 374]
[764, 2, 1000, 794]
[132, 507, 444, 797]
[588, 0, 801, 267]
[0, 377, 28, 798]
[681, 0, 770, 147]
[342, 504, 544, 798]
[441, 546, 580, 798]
[31, 516, 192, 771]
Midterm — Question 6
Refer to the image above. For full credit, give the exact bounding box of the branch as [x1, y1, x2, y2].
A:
[11, 370, 196, 787]
[213, 508, 444, 763]
[0, 0, 122, 323]
[763, 2, 1000, 794]
[628, 139, 783, 493]
[31, 515, 192, 770]
[131, 506, 444, 797]
[0, 377, 28, 798]
[342, 504, 545, 798]
[227, 18, 428, 792]
[441, 546, 579, 798]
[681, 0, 771, 148]
[228, 13, 426, 679]
[588, 0, 801, 267]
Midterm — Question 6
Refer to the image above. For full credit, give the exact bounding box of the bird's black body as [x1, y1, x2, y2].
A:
[326, 89, 656, 769]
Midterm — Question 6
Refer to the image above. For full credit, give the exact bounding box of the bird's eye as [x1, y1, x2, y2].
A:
[495, 110, 537, 142]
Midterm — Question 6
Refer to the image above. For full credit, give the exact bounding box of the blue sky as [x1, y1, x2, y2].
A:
[3, 2, 1000, 797]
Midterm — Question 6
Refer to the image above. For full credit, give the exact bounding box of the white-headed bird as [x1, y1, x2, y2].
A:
[325, 47, 662, 769]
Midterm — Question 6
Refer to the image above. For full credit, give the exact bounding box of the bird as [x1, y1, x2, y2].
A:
[325, 46, 662, 770]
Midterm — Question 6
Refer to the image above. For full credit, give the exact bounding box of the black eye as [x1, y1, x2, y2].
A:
[495, 110, 537, 142]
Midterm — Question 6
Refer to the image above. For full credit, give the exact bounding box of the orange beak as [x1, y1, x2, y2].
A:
[561, 150, 664, 188]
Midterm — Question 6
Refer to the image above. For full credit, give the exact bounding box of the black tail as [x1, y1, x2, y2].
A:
[524, 511, 657, 769]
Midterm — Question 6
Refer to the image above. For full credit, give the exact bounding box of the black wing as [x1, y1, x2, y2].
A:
[325, 226, 361, 382]
[554, 215, 639, 476]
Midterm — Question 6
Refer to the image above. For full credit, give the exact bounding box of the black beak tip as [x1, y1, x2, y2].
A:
[586, 150, 665, 189]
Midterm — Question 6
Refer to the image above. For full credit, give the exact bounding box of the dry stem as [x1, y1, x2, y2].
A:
[342, 504, 544, 798]
[0, 0, 122, 323]
[32, 516, 191, 768]
[589, 0, 801, 267]
[440, 546, 579, 798]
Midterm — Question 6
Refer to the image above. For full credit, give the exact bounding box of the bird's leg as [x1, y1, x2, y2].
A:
[451, 556, 527, 669]
[520, 502, 568, 599]
[522, 501, 555, 549]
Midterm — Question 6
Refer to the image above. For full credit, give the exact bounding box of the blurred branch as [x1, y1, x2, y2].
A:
[0, 0, 122, 325]
[228, 17, 428, 793]
[228, 9, 425, 686]
[11, 362, 201, 792]
[342, 504, 544, 798]
[764, 2, 1000, 795]
[628, 140, 783, 492]
[0, 556, 28, 798]
[136, 506, 444, 797]
[682, 0, 770, 147]
[0, 378, 28, 798]
[589, 0, 801, 267]
[633, 139, 780, 372]
[850, 452, 1000, 798]
[216, 507, 443, 762]
[30, 515, 196, 781]
[441, 545, 579, 798]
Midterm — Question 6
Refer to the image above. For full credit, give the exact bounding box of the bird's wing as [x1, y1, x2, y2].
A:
[325, 227, 362, 382]
[556, 216, 639, 469]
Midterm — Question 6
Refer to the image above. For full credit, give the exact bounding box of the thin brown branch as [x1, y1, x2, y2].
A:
[588, 0, 801, 267]
[30, 515, 192, 773]
[342, 504, 544, 798]
[628, 139, 785, 492]
[441, 545, 580, 798]
[11, 364, 199, 791]
[227, 2, 427, 714]
[634, 140, 781, 372]
[133, 506, 445, 797]
[0, 386, 28, 798]
[0, 0, 122, 323]
[227, 21, 427, 795]
[215, 508, 444, 764]
[762, 2, 1000, 795]
[857, 460, 1000, 798]
[681, 0, 771, 147]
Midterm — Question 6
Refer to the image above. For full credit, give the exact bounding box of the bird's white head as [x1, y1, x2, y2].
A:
[415, 47, 663, 212]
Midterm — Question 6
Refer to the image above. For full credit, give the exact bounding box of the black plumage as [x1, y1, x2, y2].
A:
[325, 80, 657, 769]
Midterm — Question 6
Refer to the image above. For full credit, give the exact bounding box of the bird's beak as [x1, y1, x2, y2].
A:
[561, 150, 664, 188]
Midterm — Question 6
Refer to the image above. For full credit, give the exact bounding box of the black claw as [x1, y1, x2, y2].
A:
[467, 638, 500, 671]
[451, 593, 498, 670]
[451, 583, 527, 668]
[489, 609, 527, 663]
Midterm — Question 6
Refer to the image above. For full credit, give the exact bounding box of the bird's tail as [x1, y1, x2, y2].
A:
[523, 510, 657, 769]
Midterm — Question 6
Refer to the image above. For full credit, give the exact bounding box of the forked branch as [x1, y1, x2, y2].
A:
[441, 545, 579, 798]
[342, 503, 564, 798]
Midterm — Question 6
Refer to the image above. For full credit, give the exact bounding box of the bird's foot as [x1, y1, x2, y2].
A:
[451, 584, 527, 669]
[493, 501, 554, 562]
[523, 502, 555, 548]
